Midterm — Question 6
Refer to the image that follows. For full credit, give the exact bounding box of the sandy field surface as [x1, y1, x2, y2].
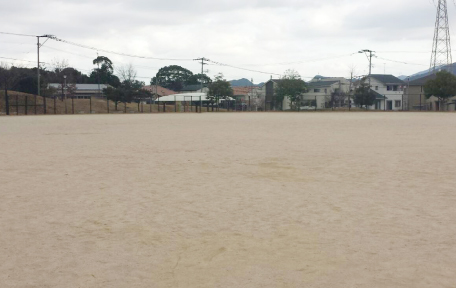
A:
[1, 112, 455, 287]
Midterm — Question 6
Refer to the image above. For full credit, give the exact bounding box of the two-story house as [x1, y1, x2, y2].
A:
[264, 77, 352, 110]
[362, 75, 405, 110]
[406, 74, 456, 111]
[302, 77, 352, 109]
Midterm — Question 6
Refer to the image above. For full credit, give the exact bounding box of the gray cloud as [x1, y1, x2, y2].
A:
[0, 0, 451, 82]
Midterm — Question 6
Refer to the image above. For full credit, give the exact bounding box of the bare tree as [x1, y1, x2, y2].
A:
[117, 64, 137, 84]
[52, 58, 69, 75]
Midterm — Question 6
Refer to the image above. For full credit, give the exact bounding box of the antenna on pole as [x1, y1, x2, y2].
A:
[430, 0, 453, 73]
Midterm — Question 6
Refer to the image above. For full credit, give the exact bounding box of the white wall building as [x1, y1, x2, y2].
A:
[362, 75, 405, 110]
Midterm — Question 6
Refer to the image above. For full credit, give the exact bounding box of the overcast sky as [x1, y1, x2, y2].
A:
[0, 0, 454, 83]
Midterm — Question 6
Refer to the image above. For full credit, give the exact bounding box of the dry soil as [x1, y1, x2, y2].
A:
[0, 112, 455, 287]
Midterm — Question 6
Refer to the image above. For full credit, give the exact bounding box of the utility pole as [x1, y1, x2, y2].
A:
[37, 37, 40, 97]
[359, 49, 375, 76]
[36, 35, 55, 96]
[359, 49, 375, 110]
[348, 71, 353, 111]
[194, 57, 210, 92]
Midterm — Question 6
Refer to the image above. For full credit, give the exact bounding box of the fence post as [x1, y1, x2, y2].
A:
[4, 86, 9, 115]
[25, 96, 28, 115]
[163, 102, 166, 112]
[420, 94, 422, 111]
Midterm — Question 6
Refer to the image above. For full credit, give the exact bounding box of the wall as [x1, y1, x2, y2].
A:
[366, 77, 404, 111]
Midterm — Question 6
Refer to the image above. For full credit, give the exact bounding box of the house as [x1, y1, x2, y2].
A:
[48, 83, 111, 99]
[406, 74, 456, 111]
[264, 77, 352, 110]
[302, 77, 352, 109]
[361, 74, 405, 110]
[143, 85, 177, 98]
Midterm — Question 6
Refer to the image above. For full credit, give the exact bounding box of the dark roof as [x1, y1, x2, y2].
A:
[369, 74, 405, 85]
[370, 89, 389, 100]
[308, 81, 339, 89]
[409, 74, 436, 86]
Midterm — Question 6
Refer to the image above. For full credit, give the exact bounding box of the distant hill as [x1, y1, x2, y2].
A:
[230, 78, 267, 87]
[405, 63, 456, 81]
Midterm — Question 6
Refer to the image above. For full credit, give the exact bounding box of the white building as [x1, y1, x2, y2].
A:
[361, 75, 405, 110]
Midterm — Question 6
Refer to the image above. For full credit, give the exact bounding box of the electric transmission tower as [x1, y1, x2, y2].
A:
[430, 0, 453, 72]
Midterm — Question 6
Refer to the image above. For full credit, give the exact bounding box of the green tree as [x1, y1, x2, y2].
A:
[90, 56, 120, 88]
[151, 65, 194, 91]
[208, 73, 233, 101]
[424, 70, 456, 110]
[93, 56, 113, 72]
[186, 73, 212, 86]
[104, 64, 148, 111]
[353, 79, 375, 108]
[275, 69, 307, 110]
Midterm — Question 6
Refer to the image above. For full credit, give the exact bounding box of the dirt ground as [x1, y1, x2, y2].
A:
[0, 112, 455, 287]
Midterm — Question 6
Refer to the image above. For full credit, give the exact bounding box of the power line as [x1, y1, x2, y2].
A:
[44, 45, 162, 71]
[208, 59, 282, 76]
[42, 45, 94, 59]
[376, 56, 428, 66]
[0, 56, 46, 64]
[48, 35, 194, 62]
[376, 50, 429, 54]
[0, 31, 37, 37]
[242, 53, 356, 67]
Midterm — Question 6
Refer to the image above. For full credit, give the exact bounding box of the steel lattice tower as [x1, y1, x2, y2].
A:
[430, 0, 453, 72]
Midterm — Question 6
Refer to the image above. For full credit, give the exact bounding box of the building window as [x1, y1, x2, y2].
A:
[314, 89, 320, 93]
[324, 89, 327, 93]
[393, 85, 398, 91]
[395, 100, 401, 108]
[387, 86, 392, 91]
[375, 86, 379, 90]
